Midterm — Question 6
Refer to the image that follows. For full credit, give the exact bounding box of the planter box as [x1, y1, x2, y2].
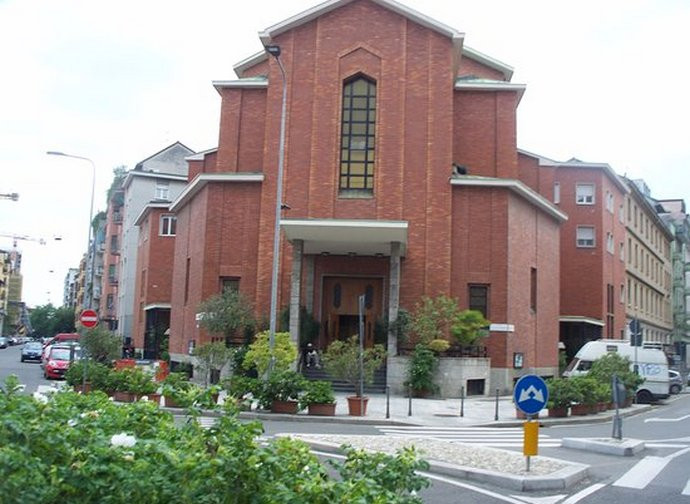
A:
[271, 400, 299, 414]
[571, 403, 595, 416]
[73, 384, 92, 394]
[347, 396, 368, 416]
[113, 391, 136, 403]
[547, 406, 568, 418]
[307, 402, 336, 416]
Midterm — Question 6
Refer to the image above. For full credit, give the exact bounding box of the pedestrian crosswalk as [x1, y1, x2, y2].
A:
[374, 425, 562, 448]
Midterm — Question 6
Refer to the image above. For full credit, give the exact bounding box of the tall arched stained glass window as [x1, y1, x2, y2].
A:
[340, 76, 376, 193]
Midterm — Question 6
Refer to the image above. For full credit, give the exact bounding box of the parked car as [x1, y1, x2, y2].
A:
[21, 342, 44, 362]
[669, 370, 684, 395]
[0, 337, 7, 349]
[44, 344, 82, 380]
[7, 335, 19, 346]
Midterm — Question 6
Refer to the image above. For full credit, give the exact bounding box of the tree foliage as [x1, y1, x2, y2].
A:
[29, 304, 76, 337]
[80, 326, 121, 364]
[322, 336, 386, 396]
[410, 295, 489, 347]
[243, 330, 297, 377]
[197, 290, 255, 343]
[192, 342, 234, 387]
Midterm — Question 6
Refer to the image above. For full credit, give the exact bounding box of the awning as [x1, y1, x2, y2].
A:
[281, 218, 408, 256]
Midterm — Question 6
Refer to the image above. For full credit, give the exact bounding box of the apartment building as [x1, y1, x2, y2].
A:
[517, 152, 628, 360]
[132, 204, 177, 358]
[624, 179, 674, 344]
[99, 182, 124, 331]
[116, 142, 193, 345]
[164, 0, 564, 393]
[62, 267, 79, 309]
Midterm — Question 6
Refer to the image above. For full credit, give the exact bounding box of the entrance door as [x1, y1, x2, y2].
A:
[322, 277, 383, 349]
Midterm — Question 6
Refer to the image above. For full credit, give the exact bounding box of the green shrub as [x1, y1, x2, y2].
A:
[546, 377, 581, 408]
[64, 361, 113, 392]
[427, 339, 450, 353]
[0, 375, 429, 502]
[299, 380, 336, 410]
[256, 370, 306, 409]
[588, 352, 644, 397]
[243, 330, 297, 376]
[405, 344, 439, 395]
[570, 375, 600, 406]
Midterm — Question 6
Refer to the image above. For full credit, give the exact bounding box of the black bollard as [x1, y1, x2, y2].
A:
[494, 388, 499, 421]
[408, 385, 412, 416]
[460, 385, 465, 417]
[386, 385, 390, 419]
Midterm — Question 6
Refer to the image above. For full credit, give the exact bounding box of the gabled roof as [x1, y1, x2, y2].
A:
[258, 0, 463, 48]
[133, 141, 194, 171]
[169, 173, 265, 213]
[518, 148, 629, 194]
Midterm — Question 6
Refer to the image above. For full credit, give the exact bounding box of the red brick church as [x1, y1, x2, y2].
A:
[163, 0, 565, 394]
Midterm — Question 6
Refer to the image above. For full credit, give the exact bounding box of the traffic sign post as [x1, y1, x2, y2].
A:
[80, 309, 99, 329]
[513, 375, 549, 472]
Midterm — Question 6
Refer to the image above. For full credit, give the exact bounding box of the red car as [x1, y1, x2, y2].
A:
[43, 345, 81, 380]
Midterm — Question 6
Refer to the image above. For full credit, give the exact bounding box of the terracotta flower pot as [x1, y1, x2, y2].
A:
[571, 403, 594, 416]
[307, 402, 337, 416]
[163, 395, 181, 408]
[271, 400, 299, 414]
[347, 396, 368, 416]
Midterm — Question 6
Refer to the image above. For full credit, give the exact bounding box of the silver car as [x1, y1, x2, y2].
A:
[669, 370, 684, 395]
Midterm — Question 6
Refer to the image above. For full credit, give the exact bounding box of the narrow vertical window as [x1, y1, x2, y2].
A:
[339, 76, 376, 194]
[184, 258, 190, 304]
[553, 182, 560, 204]
[155, 180, 170, 200]
[468, 284, 489, 318]
[530, 268, 537, 312]
[160, 215, 177, 236]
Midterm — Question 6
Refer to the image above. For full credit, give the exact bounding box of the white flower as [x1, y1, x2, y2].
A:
[110, 433, 137, 448]
[68, 419, 77, 427]
[32, 392, 49, 404]
[140, 395, 149, 402]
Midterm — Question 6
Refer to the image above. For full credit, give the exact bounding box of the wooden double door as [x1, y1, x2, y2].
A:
[322, 277, 383, 349]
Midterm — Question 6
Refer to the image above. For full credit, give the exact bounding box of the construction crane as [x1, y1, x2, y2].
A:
[0, 233, 47, 248]
[0, 193, 19, 201]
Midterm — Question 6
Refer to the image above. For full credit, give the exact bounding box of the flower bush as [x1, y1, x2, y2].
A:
[0, 375, 428, 503]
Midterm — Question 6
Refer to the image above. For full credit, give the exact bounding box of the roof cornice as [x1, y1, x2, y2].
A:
[450, 175, 568, 222]
[213, 78, 268, 92]
[517, 149, 630, 194]
[123, 171, 188, 189]
[462, 46, 513, 81]
[454, 79, 525, 103]
[169, 173, 264, 213]
[134, 203, 171, 227]
[233, 51, 268, 78]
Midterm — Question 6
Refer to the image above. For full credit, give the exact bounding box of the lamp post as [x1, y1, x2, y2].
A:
[264, 44, 288, 374]
[46, 151, 96, 310]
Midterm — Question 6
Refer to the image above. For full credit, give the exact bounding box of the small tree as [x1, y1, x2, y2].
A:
[192, 342, 234, 387]
[80, 327, 121, 364]
[410, 295, 459, 344]
[197, 290, 255, 344]
[451, 310, 490, 346]
[243, 331, 297, 377]
[322, 336, 386, 397]
[588, 352, 644, 398]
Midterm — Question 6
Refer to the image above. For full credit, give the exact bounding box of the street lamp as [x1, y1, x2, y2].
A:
[265, 43, 288, 374]
[46, 151, 96, 310]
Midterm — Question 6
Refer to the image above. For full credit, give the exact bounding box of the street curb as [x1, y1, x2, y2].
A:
[299, 438, 589, 492]
[237, 410, 417, 426]
[477, 404, 653, 428]
[561, 437, 645, 456]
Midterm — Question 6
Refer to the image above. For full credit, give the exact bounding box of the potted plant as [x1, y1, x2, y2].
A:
[259, 370, 306, 414]
[222, 374, 259, 411]
[570, 376, 598, 415]
[545, 377, 580, 417]
[110, 368, 138, 403]
[65, 361, 112, 394]
[128, 368, 159, 403]
[322, 336, 386, 416]
[405, 344, 439, 398]
[161, 372, 194, 408]
[299, 380, 336, 416]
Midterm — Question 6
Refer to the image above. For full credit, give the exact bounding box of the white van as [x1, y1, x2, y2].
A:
[563, 339, 670, 403]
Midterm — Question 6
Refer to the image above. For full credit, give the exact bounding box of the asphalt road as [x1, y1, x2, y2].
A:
[0, 340, 52, 392]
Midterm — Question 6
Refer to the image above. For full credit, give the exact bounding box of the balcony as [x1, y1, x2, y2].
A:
[108, 276, 118, 285]
[113, 212, 122, 223]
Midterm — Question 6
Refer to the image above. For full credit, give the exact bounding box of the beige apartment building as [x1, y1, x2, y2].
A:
[624, 179, 674, 344]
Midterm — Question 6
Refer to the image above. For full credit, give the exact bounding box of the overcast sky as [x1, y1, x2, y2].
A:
[1, 0, 688, 309]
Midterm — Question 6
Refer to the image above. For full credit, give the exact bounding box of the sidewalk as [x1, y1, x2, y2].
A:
[232, 391, 652, 427]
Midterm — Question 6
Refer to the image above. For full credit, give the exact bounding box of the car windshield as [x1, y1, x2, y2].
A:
[25, 343, 42, 350]
[50, 348, 79, 361]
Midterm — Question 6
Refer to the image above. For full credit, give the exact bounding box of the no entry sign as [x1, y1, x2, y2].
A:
[80, 309, 99, 328]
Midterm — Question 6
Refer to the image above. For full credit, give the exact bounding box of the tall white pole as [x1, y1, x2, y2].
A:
[47, 152, 96, 311]
[266, 46, 288, 375]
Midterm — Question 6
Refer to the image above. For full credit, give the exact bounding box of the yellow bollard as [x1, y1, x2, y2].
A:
[523, 420, 538, 457]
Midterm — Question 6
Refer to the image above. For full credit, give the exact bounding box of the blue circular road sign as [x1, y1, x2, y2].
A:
[514, 374, 549, 415]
